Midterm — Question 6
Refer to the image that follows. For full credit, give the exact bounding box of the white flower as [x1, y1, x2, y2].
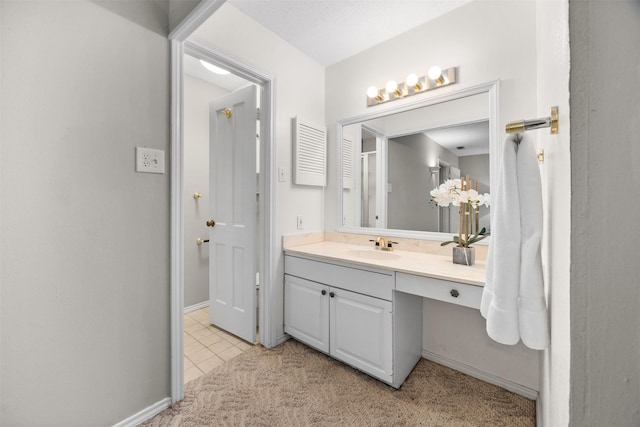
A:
[430, 179, 491, 208]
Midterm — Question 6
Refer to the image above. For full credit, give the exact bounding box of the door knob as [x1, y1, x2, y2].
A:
[206, 220, 216, 228]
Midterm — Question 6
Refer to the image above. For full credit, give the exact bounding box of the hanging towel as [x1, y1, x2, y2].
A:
[481, 133, 549, 350]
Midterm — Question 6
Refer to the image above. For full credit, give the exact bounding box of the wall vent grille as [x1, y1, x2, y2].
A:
[293, 117, 326, 186]
[342, 137, 354, 189]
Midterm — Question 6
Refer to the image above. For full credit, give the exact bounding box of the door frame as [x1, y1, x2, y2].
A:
[169, 0, 277, 403]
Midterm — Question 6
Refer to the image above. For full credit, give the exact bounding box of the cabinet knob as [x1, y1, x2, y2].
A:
[321, 290, 326, 296]
[329, 292, 335, 298]
[450, 289, 460, 298]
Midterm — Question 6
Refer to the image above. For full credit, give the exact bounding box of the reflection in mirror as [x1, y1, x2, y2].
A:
[341, 86, 495, 238]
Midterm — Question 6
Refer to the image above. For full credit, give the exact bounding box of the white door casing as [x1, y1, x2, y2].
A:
[208, 85, 257, 344]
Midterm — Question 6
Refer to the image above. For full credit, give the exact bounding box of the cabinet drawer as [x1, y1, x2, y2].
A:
[285, 255, 393, 301]
[396, 272, 482, 309]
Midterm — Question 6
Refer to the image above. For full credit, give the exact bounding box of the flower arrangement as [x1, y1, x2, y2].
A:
[430, 177, 491, 248]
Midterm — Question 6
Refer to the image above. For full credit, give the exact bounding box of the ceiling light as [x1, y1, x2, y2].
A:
[200, 60, 231, 75]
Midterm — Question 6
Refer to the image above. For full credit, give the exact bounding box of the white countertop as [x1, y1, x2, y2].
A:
[284, 241, 486, 287]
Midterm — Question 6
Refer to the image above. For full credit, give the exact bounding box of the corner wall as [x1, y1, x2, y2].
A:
[569, 1, 640, 425]
[1, 2, 171, 425]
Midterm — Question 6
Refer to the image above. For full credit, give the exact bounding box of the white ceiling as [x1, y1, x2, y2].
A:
[227, 0, 472, 67]
[423, 121, 489, 157]
[185, 1, 473, 97]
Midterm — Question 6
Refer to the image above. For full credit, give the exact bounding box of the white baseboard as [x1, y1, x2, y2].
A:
[274, 334, 290, 348]
[112, 397, 171, 427]
[421, 350, 538, 400]
[184, 300, 209, 314]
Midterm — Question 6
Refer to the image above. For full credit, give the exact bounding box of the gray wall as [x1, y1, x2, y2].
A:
[569, 1, 640, 425]
[387, 133, 457, 232]
[1, 2, 171, 425]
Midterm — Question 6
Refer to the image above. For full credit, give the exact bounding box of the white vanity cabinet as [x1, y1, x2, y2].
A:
[284, 254, 422, 388]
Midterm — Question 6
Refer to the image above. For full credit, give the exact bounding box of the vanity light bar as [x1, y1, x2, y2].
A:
[366, 66, 458, 107]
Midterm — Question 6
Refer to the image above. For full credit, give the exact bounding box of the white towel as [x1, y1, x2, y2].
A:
[481, 133, 549, 350]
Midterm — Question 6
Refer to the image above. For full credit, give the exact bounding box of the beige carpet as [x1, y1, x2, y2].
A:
[144, 340, 535, 426]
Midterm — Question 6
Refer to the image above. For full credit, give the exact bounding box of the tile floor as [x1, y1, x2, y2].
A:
[184, 306, 253, 384]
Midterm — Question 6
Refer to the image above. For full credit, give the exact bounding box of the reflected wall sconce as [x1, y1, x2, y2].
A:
[366, 66, 457, 107]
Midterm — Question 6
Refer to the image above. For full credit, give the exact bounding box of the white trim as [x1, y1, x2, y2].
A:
[170, 39, 185, 403]
[261, 77, 277, 350]
[184, 300, 209, 314]
[421, 350, 538, 400]
[112, 397, 171, 427]
[184, 39, 270, 86]
[168, 0, 226, 42]
[536, 396, 543, 427]
[275, 334, 290, 347]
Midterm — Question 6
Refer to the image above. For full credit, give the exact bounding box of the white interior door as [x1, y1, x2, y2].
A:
[208, 85, 257, 343]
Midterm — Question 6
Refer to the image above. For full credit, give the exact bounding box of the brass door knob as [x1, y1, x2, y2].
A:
[206, 220, 216, 228]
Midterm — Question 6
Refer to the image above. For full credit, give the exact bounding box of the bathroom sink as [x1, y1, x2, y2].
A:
[348, 249, 400, 261]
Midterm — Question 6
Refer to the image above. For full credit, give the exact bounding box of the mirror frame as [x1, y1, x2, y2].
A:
[336, 80, 500, 242]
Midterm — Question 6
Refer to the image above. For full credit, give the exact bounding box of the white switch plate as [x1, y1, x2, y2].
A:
[296, 215, 303, 230]
[136, 147, 165, 174]
[278, 167, 286, 182]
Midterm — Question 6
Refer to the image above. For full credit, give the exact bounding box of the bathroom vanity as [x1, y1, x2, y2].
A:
[283, 238, 486, 388]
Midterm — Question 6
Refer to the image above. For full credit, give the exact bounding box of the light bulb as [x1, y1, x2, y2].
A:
[200, 60, 231, 75]
[428, 66, 444, 84]
[405, 73, 422, 90]
[428, 66, 442, 80]
[385, 80, 398, 93]
[367, 86, 379, 99]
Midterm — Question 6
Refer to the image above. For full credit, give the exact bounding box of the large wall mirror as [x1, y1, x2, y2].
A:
[338, 81, 499, 240]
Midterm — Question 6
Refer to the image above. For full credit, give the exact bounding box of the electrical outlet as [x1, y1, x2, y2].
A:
[296, 216, 304, 230]
[136, 147, 165, 174]
[278, 167, 286, 182]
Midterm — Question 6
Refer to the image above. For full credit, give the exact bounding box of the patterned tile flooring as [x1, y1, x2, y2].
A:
[184, 307, 253, 384]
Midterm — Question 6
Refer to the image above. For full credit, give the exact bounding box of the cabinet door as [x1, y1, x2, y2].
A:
[284, 275, 329, 353]
[330, 288, 393, 382]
